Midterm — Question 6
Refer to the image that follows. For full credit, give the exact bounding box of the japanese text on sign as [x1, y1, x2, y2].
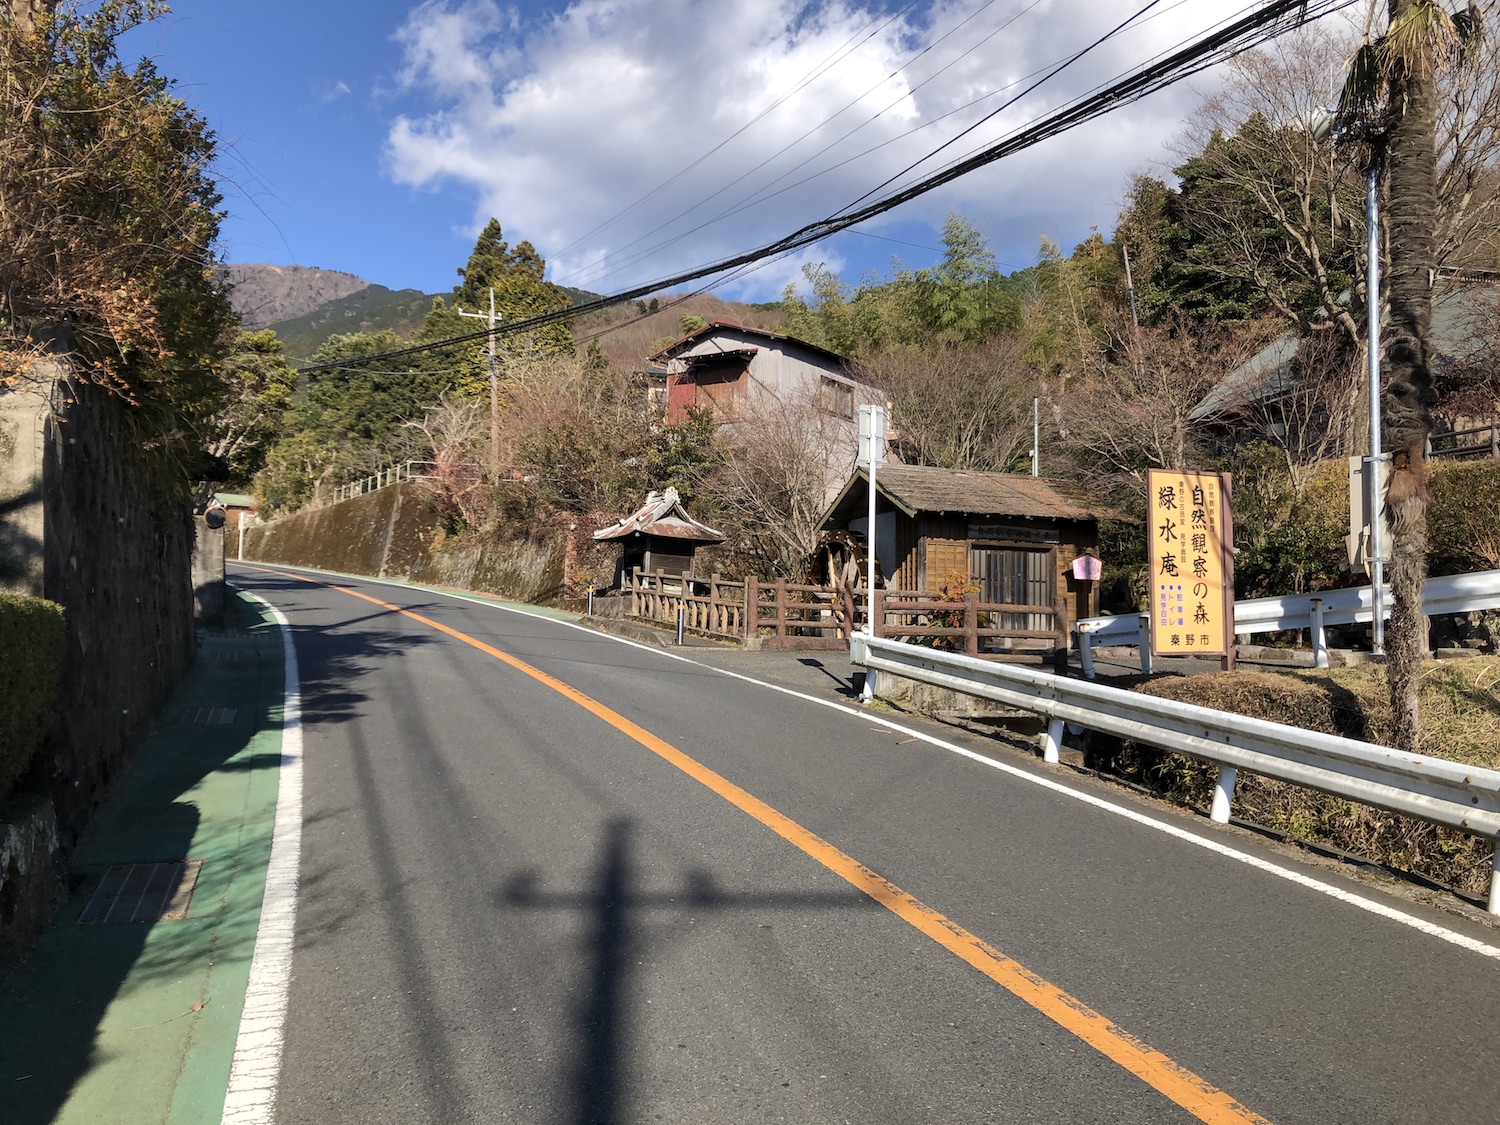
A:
[1147, 470, 1231, 657]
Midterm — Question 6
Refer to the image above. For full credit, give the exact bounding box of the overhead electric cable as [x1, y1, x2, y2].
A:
[550, 0, 925, 261]
[560, 0, 1030, 290]
[563, 12, 1083, 293]
[563, 0, 1208, 293]
[298, 0, 1357, 376]
[575, 0, 1272, 291]
[834, 0, 1164, 219]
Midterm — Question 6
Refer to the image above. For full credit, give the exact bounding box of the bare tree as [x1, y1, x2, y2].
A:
[403, 394, 490, 530]
[857, 337, 1036, 472]
[1060, 314, 1270, 502]
[702, 389, 853, 578]
[1172, 17, 1500, 348]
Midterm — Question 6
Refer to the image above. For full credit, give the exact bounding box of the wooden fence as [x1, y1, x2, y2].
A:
[627, 569, 747, 641]
[622, 568, 1066, 659]
[1430, 422, 1499, 461]
[873, 590, 1069, 662]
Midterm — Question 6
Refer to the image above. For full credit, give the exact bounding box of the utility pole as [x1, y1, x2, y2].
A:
[1121, 241, 1141, 332]
[456, 288, 501, 481]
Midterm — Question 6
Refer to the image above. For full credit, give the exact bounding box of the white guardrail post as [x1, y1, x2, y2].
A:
[850, 635, 1500, 914]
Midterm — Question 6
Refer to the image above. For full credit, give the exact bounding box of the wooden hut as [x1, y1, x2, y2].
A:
[593, 487, 724, 588]
[817, 465, 1108, 636]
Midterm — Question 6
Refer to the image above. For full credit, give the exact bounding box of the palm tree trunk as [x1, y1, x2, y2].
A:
[1381, 0, 1441, 752]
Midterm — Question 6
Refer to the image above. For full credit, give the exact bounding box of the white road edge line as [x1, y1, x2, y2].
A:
[221, 590, 304, 1124]
[236, 563, 1500, 962]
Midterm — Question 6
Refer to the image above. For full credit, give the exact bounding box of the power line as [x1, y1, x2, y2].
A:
[559, 0, 1037, 291]
[563, 0, 1206, 294]
[298, 0, 1357, 377]
[833, 1, 1164, 219]
[550, 0, 925, 262]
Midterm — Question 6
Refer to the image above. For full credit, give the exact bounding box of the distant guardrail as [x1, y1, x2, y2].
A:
[332, 461, 435, 504]
[849, 633, 1500, 913]
[1075, 568, 1500, 677]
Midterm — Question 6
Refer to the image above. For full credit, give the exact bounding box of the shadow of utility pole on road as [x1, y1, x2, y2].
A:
[501, 817, 877, 1125]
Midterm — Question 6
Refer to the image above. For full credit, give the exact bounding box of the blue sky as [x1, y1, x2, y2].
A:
[121, 2, 1347, 302]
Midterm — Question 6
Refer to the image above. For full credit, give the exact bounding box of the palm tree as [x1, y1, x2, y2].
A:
[1339, 1, 1478, 751]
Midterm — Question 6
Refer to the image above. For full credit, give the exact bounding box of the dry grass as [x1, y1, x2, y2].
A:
[1087, 658, 1500, 896]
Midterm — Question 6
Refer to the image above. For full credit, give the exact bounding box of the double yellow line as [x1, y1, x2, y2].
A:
[254, 566, 1270, 1124]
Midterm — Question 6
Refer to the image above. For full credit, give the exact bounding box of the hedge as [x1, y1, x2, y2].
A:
[1088, 659, 1500, 896]
[0, 595, 65, 805]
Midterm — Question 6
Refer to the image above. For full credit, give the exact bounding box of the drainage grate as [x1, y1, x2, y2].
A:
[179, 707, 236, 725]
[78, 860, 203, 925]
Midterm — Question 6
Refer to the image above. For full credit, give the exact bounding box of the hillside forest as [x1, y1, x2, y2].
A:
[220, 21, 1500, 620]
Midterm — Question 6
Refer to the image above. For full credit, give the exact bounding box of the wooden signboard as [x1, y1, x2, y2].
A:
[1147, 470, 1234, 659]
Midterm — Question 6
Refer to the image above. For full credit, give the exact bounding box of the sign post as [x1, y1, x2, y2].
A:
[1146, 470, 1235, 664]
[858, 405, 886, 702]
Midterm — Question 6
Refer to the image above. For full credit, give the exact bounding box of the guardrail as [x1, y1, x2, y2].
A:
[849, 633, 1500, 913]
[1075, 568, 1500, 678]
[332, 461, 435, 503]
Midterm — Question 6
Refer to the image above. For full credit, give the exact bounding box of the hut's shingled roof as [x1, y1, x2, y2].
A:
[821, 465, 1108, 528]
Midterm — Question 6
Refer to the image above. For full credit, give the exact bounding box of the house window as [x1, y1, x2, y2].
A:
[819, 376, 854, 420]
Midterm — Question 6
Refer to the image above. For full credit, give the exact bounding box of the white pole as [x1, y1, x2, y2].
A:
[863, 459, 877, 702]
[1032, 396, 1040, 477]
[1211, 766, 1238, 824]
[1367, 166, 1385, 655]
[858, 405, 884, 703]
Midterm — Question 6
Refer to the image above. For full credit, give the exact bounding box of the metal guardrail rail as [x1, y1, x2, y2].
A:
[1075, 568, 1500, 677]
[849, 633, 1500, 913]
[332, 461, 436, 504]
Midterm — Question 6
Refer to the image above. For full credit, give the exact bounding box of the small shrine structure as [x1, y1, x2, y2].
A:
[593, 487, 724, 588]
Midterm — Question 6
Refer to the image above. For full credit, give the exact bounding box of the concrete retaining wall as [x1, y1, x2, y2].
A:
[0, 796, 64, 973]
[1, 372, 197, 972]
[242, 483, 568, 605]
[1, 374, 197, 837]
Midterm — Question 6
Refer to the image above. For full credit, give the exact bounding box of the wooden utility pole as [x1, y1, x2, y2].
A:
[456, 288, 501, 481]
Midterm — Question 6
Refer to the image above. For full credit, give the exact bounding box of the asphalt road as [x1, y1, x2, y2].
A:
[230, 563, 1500, 1125]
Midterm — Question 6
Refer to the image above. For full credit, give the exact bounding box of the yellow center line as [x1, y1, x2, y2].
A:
[249, 565, 1271, 1124]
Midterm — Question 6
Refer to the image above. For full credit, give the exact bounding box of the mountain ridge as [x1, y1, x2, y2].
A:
[223, 263, 372, 328]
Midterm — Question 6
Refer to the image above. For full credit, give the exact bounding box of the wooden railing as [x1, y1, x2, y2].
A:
[627, 569, 747, 641]
[873, 590, 1068, 660]
[744, 577, 856, 650]
[622, 568, 1067, 660]
[1430, 422, 1499, 460]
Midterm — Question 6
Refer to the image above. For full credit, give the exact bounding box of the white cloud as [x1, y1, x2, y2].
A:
[384, 1, 1287, 300]
[315, 78, 353, 102]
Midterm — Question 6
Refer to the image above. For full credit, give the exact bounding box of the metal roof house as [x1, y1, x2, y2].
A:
[1192, 284, 1498, 428]
[818, 464, 1109, 635]
[593, 487, 724, 587]
[651, 321, 889, 503]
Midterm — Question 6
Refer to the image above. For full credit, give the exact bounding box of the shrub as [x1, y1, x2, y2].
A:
[1087, 659, 1500, 896]
[0, 595, 66, 804]
[1428, 459, 1500, 574]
